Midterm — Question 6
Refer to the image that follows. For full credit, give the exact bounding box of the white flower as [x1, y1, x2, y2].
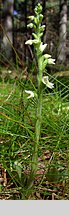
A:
[28, 15, 34, 20]
[48, 58, 55, 64]
[25, 90, 34, 99]
[25, 39, 33, 45]
[27, 23, 33, 28]
[8, 70, 12, 74]
[43, 54, 55, 64]
[40, 43, 47, 52]
[42, 76, 54, 89]
[25, 39, 39, 45]
[44, 54, 51, 58]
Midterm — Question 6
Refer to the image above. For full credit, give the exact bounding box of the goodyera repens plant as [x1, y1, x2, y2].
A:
[25, 3, 55, 177]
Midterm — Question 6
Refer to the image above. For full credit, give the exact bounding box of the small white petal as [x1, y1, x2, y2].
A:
[25, 90, 34, 99]
[42, 76, 54, 89]
[40, 43, 47, 52]
[27, 23, 33, 28]
[44, 54, 51, 58]
[28, 16, 34, 20]
[48, 58, 55, 64]
[8, 70, 12, 74]
[25, 39, 33, 45]
[25, 39, 40, 45]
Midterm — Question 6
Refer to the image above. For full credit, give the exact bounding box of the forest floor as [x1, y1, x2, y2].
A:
[0, 148, 69, 200]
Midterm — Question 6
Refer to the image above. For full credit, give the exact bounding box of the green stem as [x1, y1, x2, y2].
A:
[32, 73, 42, 176]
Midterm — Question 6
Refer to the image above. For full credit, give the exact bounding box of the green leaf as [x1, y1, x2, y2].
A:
[32, 33, 38, 39]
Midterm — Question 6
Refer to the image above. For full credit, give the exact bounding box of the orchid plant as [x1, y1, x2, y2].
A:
[25, 3, 55, 178]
